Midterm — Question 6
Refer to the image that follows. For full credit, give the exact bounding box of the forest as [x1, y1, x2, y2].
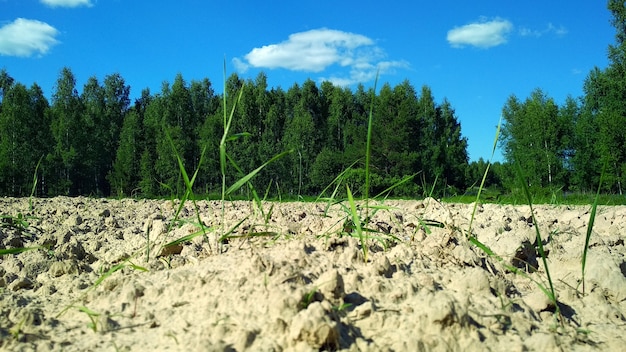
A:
[0, 1, 624, 200]
[0, 69, 470, 198]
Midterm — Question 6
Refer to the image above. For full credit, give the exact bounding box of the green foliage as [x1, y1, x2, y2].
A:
[109, 110, 142, 196]
[500, 89, 566, 191]
[2, 58, 625, 199]
[582, 65, 626, 194]
[0, 67, 486, 199]
[0, 81, 51, 196]
[310, 147, 346, 190]
[497, 2, 626, 196]
[590, 0, 626, 191]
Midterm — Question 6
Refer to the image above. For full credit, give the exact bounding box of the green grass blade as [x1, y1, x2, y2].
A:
[364, 204, 396, 211]
[346, 185, 367, 262]
[77, 306, 100, 317]
[165, 130, 205, 235]
[469, 236, 554, 301]
[218, 215, 250, 242]
[515, 162, 558, 309]
[225, 150, 293, 196]
[373, 173, 419, 199]
[223, 150, 265, 217]
[220, 88, 243, 167]
[29, 155, 44, 210]
[163, 229, 209, 248]
[0, 246, 43, 256]
[262, 180, 273, 201]
[219, 61, 245, 243]
[93, 263, 126, 288]
[581, 161, 606, 294]
[127, 262, 149, 272]
[468, 236, 501, 260]
[163, 129, 210, 254]
[315, 159, 361, 217]
[468, 116, 501, 237]
[222, 231, 279, 239]
[427, 174, 439, 198]
[225, 132, 252, 142]
[219, 80, 244, 194]
[315, 159, 361, 202]
[363, 70, 379, 221]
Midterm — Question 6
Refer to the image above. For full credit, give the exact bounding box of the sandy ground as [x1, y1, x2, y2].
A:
[0, 196, 625, 351]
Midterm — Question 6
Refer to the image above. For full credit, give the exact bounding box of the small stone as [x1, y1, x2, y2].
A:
[374, 256, 393, 278]
[64, 215, 82, 227]
[524, 290, 554, 312]
[99, 313, 120, 332]
[9, 277, 33, 291]
[159, 244, 183, 257]
[48, 261, 76, 277]
[57, 237, 88, 261]
[315, 270, 345, 301]
[353, 301, 374, 318]
[289, 301, 339, 349]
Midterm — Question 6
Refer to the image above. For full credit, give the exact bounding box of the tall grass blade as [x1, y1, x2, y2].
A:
[0, 246, 43, 256]
[315, 159, 361, 216]
[373, 173, 419, 199]
[467, 116, 501, 237]
[346, 185, 367, 262]
[426, 174, 439, 198]
[225, 150, 293, 196]
[515, 162, 559, 316]
[223, 150, 264, 217]
[364, 70, 379, 220]
[220, 74, 243, 191]
[163, 229, 210, 248]
[219, 59, 244, 245]
[581, 162, 606, 294]
[468, 236, 554, 300]
[29, 155, 44, 210]
[164, 130, 209, 245]
[218, 215, 250, 242]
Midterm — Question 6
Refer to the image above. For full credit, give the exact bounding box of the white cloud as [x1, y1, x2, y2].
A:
[40, 0, 93, 8]
[518, 27, 540, 37]
[232, 57, 249, 73]
[234, 28, 408, 85]
[0, 18, 60, 57]
[549, 23, 568, 36]
[447, 18, 513, 48]
[519, 23, 568, 37]
[321, 59, 409, 87]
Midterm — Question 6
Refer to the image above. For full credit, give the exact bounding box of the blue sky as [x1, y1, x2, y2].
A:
[0, 0, 616, 161]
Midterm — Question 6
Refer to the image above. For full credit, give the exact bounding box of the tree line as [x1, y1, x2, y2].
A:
[1, 2, 624, 200]
[497, 0, 626, 195]
[0, 68, 471, 198]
